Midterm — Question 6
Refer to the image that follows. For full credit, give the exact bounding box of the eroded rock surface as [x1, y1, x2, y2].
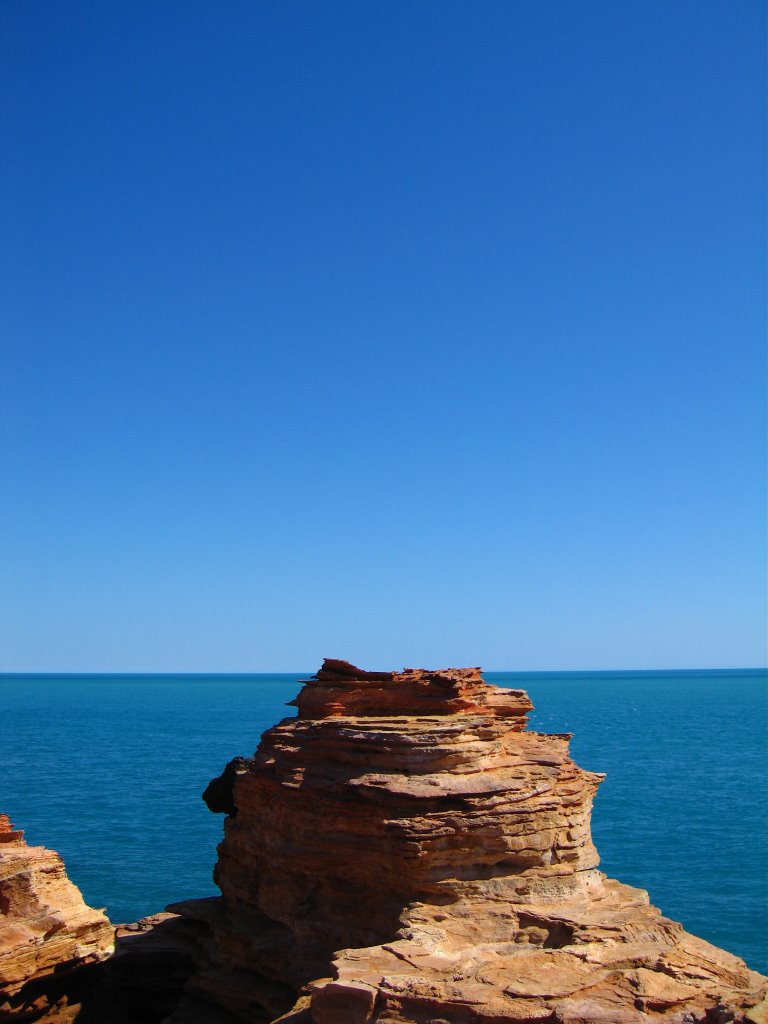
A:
[5, 663, 765, 1023]
[0, 815, 114, 1022]
[171, 661, 768, 1024]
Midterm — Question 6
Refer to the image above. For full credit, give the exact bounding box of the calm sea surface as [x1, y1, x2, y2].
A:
[1, 670, 765, 973]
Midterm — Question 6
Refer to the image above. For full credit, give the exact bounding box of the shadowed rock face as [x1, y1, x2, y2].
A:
[0, 815, 114, 1022]
[170, 660, 768, 1024]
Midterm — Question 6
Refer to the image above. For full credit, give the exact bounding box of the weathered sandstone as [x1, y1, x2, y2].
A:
[0, 815, 114, 1022]
[4, 662, 766, 1024]
[167, 660, 768, 1024]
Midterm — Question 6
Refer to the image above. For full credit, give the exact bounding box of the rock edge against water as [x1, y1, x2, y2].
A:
[1, 660, 766, 1024]
[0, 814, 114, 1021]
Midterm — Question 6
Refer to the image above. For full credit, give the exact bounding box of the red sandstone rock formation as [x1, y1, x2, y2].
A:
[0, 815, 114, 1022]
[4, 664, 766, 1024]
[168, 661, 768, 1024]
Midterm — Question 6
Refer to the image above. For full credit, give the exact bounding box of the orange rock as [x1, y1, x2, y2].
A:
[0, 815, 114, 1021]
[173, 661, 768, 1023]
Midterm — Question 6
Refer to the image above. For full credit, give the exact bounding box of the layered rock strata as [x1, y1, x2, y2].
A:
[0, 815, 114, 1022]
[4, 663, 765, 1024]
[170, 660, 768, 1024]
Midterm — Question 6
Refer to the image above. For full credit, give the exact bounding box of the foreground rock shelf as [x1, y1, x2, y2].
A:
[1, 660, 766, 1023]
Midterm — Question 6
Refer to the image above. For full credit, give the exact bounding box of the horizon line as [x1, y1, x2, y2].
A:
[1, 665, 765, 678]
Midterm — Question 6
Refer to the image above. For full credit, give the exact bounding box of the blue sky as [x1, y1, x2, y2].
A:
[1, 1, 765, 671]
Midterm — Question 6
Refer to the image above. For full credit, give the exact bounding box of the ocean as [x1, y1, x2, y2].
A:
[1, 669, 765, 973]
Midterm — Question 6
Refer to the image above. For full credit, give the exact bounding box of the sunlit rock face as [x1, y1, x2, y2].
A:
[162, 662, 768, 1022]
[0, 815, 114, 1022]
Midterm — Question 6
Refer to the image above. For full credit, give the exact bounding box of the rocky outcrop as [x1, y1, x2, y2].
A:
[0, 815, 114, 1022]
[167, 660, 768, 1024]
[4, 662, 766, 1024]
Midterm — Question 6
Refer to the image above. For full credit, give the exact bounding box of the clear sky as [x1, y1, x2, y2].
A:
[1, 1, 765, 672]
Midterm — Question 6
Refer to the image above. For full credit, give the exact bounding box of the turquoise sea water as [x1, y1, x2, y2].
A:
[1, 670, 766, 973]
